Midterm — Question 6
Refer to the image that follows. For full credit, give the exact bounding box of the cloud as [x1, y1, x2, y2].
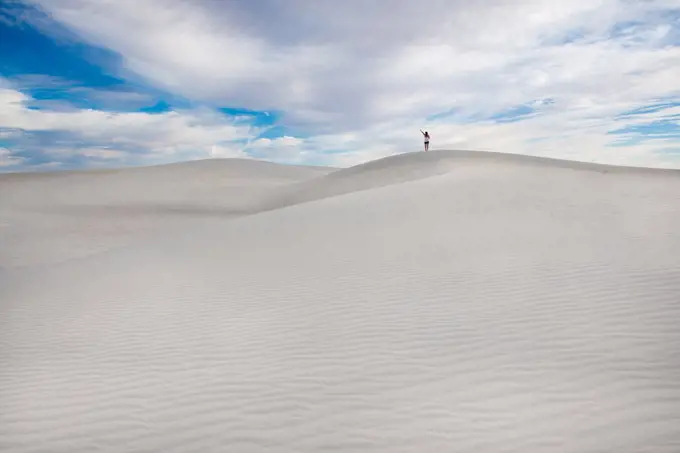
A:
[0, 146, 24, 167]
[0, 86, 250, 145]
[26, 1, 678, 118]
[2, 74, 158, 112]
[209, 144, 250, 159]
[1, 0, 678, 170]
[0, 81, 262, 169]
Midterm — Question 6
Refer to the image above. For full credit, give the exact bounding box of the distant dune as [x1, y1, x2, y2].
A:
[2, 150, 680, 452]
[0, 158, 332, 268]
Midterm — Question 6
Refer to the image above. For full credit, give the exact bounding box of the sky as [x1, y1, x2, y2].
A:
[1, 0, 679, 172]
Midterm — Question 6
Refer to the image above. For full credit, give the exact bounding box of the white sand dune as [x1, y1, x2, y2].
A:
[0, 158, 332, 268]
[2, 150, 680, 452]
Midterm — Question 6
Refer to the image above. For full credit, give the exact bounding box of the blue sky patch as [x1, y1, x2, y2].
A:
[617, 100, 680, 117]
[541, 27, 588, 46]
[428, 100, 551, 126]
[490, 104, 537, 123]
[1, 1, 250, 118]
[218, 107, 280, 127]
[426, 108, 461, 122]
[0, 3, 195, 113]
[0, 2, 124, 87]
[608, 119, 680, 148]
[138, 100, 174, 114]
[610, 98, 680, 147]
[609, 120, 680, 137]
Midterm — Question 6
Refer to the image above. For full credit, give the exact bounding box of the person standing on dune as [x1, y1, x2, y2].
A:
[420, 130, 430, 152]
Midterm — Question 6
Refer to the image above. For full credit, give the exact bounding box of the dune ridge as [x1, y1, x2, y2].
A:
[2, 150, 680, 452]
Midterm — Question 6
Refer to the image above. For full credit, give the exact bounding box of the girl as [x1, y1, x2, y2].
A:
[420, 129, 430, 152]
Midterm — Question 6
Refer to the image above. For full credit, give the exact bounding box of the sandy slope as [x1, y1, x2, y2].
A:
[0, 158, 331, 268]
[2, 151, 680, 452]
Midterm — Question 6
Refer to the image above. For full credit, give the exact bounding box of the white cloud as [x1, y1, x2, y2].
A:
[209, 144, 251, 159]
[73, 147, 127, 160]
[0, 146, 24, 167]
[28, 1, 678, 115]
[0, 88, 250, 145]
[253, 136, 303, 147]
[6, 0, 680, 169]
[0, 83, 261, 166]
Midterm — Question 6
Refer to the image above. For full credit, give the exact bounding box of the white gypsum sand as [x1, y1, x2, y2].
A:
[0, 158, 332, 268]
[1, 150, 680, 452]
